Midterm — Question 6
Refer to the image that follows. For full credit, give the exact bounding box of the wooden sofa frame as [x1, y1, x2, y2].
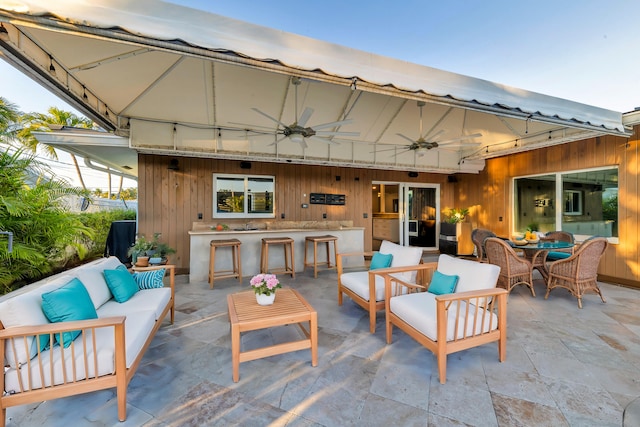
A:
[382, 263, 508, 384]
[0, 270, 175, 426]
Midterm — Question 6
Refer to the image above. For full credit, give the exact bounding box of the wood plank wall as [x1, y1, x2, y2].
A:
[137, 154, 454, 274]
[458, 130, 639, 288]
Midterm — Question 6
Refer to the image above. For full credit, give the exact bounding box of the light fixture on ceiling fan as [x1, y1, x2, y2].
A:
[251, 76, 359, 148]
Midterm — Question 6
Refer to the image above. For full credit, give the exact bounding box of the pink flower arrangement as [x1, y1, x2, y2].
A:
[250, 273, 281, 296]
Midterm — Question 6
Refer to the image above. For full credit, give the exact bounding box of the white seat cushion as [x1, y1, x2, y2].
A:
[4, 310, 156, 393]
[389, 292, 498, 342]
[98, 287, 171, 321]
[340, 271, 386, 302]
[436, 254, 500, 293]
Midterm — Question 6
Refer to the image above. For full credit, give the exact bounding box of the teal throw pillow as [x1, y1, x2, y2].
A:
[428, 270, 459, 295]
[133, 268, 166, 289]
[370, 252, 393, 270]
[104, 265, 139, 303]
[41, 278, 98, 348]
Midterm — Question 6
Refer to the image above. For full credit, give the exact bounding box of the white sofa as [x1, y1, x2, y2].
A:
[0, 256, 175, 425]
[383, 254, 507, 384]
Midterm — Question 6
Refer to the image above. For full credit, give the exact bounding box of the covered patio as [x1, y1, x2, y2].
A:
[5, 269, 639, 426]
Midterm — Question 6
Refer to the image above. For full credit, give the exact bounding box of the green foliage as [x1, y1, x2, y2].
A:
[602, 193, 618, 221]
[445, 208, 469, 223]
[0, 147, 93, 294]
[526, 222, 539, 232]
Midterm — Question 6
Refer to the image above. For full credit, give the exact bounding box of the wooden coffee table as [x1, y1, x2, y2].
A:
[227, 288, 318, 382]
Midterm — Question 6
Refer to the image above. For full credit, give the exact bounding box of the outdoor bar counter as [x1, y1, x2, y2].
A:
[188, 221, 364, 282]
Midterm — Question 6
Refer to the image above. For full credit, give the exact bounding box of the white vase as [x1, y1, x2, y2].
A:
[256, 292, 276, 306]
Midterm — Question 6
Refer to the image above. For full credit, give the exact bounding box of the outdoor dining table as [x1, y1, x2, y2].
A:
[518, 240, 575, 281]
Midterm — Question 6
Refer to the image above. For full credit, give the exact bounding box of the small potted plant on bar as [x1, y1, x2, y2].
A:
[440, 208, 473, 256]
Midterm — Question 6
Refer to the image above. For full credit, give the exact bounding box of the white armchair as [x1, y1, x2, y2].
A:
[383, 254, 508, 384]
[337, 240, 424, 333]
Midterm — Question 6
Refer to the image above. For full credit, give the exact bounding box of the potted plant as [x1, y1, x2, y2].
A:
[148, 233, 176, 264]
[127, 235, 153, 266]
[128, 233, 176, 266]
[250, 273, 281, 305]
[445, 208, 469, 224]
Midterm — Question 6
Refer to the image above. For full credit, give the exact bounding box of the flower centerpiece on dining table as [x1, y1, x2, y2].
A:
[250, 273, 282, 305]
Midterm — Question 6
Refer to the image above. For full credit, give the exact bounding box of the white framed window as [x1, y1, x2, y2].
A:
[213, 174, 275, 218]
[563, 190, 582, 215]
[512, 167, 618, 240]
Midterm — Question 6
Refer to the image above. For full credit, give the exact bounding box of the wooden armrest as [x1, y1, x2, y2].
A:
[434, 288, 508, 302]
[0, 316, 126, 338]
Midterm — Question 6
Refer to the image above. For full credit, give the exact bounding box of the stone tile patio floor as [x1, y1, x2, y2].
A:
[7, 264, 640, 426]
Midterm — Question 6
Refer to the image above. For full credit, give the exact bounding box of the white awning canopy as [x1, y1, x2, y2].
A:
[0, 0, 629, 175]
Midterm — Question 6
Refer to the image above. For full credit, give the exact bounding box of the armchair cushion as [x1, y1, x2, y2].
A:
[389, 292, 499, 342]
[547, 251, 571, 261]
[428, 270, 459, 295]
[436, 254, 500, 293]
[379, 240, 424, 282]
[340, 271, 386, 302]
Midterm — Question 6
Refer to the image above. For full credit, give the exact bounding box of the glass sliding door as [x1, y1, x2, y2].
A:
[402, 184, 439, 249]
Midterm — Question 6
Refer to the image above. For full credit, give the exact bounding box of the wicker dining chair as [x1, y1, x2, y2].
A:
[485, 237, 535, 296]
[471, 228, 496, 262]
[545, 237, 608, 308]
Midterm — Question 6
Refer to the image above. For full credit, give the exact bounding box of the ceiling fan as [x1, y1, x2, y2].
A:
[375, 101, 482, 157]
[251, 76, 359, 149]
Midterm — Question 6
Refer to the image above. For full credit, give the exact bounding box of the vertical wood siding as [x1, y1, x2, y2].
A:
[458, 131, 639, 287]
[137, 155, 452, 274]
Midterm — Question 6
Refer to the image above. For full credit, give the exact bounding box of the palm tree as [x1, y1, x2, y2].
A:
[0, 97, 20, 141]
[17, 107, 95, 190]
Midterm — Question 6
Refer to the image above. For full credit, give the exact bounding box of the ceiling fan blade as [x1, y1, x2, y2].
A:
[371, 145, 410, 154]
[396, 133, 417, 144]
[424, 129, 446, 141]
[299, 138, 308, 149]
[308, 135, 339, 145]
[312, 118, 354, 130]
[297, 107, 314, 127]
[267, 135, 288, 146]
[437, 133, 483, 145]
[251, 108, 288, 128]
[315, 131, 359, 137]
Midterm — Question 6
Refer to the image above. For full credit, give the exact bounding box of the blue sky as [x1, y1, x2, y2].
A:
[1, 1, 638, 186]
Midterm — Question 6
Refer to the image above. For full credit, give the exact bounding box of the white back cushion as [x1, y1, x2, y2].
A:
[436, 254, 500, 293]
[379, 240, 423, 283]
[75, 257, 123, 309]
[0, 275, 74, 368]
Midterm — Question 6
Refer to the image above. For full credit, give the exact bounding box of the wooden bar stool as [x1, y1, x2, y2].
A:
[209, 238, 242, 289]
[304, 235, 338, 278]
[261, 237, 295, 278]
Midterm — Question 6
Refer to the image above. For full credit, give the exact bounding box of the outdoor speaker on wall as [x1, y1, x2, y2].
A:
[240, 161, 252, 169]
[448, 175, 458, 183]
[408, 171, 418, 178]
